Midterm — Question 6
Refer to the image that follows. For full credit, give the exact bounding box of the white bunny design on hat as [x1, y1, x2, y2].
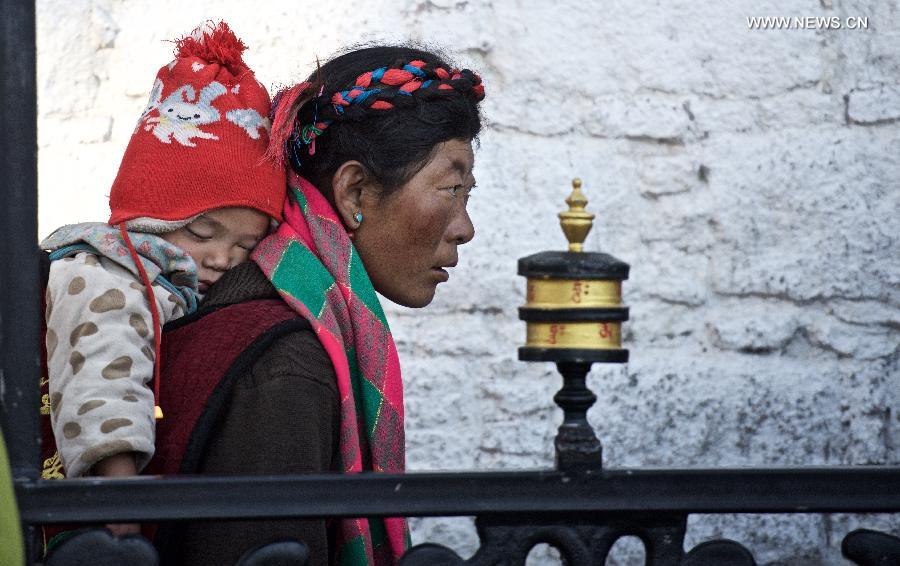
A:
[144, 81, 227, 147]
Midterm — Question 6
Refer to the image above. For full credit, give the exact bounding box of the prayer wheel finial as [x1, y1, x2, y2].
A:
[558, 178, 595, 253]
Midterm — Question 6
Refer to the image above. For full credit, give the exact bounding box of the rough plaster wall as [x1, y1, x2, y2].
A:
[36, 1, 898, 564]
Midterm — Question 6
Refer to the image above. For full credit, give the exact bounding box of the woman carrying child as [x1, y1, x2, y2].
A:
[153, 45, 486, 566]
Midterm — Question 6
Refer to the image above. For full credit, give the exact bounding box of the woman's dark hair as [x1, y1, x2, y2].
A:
[271, 45, 484, 199]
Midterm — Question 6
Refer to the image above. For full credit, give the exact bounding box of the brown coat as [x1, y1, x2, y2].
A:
[163, 261, 340, 566]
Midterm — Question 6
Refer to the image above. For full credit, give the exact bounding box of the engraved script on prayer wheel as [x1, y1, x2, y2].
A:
[518, 178, 630, 364]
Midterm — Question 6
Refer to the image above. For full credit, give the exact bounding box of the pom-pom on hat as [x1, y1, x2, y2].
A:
[108, 21, 285, 231]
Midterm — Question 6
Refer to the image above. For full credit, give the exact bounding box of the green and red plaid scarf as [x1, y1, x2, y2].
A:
[252, 172, 409, 566]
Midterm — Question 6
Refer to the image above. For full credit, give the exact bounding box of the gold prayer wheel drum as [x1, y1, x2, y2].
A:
[518, 179, 630, 364]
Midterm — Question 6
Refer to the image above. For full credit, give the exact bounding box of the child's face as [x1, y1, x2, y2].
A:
[160, 207, 270, 294]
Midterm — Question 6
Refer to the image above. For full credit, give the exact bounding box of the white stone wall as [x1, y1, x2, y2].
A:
[37, 1, 898, 564]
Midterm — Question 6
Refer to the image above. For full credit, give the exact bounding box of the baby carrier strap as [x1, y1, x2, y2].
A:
[148, 298, 309, 562]
[146, 298, 310, 477]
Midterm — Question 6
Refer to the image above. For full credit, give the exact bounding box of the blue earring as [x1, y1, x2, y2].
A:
[354, 212, 363, 224]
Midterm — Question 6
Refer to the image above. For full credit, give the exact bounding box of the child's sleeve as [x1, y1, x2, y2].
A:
[45, 252, 167, 478]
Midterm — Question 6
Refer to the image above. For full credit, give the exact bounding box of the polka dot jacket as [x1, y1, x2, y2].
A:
[45, 247, 193, 478]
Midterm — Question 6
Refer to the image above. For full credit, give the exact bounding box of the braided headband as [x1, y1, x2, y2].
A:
[266, 60, 485, 169]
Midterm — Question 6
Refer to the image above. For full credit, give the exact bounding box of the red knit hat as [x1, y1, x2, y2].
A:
[108, 21, 285, 229]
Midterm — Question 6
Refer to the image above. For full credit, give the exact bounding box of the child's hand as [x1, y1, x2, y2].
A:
[106, 522, 141, 537]
[92, 453, 142, 537]
[92, 452, 138, 477]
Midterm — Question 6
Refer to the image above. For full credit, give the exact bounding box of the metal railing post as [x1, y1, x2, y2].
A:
[0, 0, 40, 485]
[0, 1, 41, 561]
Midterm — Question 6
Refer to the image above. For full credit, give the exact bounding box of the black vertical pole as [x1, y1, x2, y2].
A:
[0, 0, 40, 479]
[554, 362, 603, 471]
[1, 1, 41, 561]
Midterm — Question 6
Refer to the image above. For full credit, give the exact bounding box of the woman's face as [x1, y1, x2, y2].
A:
[354, 138, 476, 308]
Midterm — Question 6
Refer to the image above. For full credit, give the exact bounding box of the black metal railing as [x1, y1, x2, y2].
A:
[3, 2, 899, 565]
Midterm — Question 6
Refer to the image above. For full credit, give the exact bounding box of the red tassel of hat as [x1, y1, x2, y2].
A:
[175, 21, 247, 72]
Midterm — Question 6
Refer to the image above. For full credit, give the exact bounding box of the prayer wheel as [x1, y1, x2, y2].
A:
[517, 178, 630, 469]
[518, 179, 630, 364]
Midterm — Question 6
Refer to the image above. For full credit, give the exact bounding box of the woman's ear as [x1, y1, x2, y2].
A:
[331, 161, 371, 230]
